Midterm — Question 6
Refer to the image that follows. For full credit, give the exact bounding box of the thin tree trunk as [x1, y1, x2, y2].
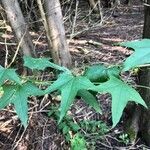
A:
[138, 68, 150, 146]
[143, 0, 150, 38]
[1, 0, 36, 57]
[124, 1, 150, 145]
[139, 0, 150, 146]
[43, 0, 72, 68]
[37, 0, 52, 52]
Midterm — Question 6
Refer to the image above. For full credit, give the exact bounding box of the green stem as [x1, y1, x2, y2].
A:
[21, 76, 54, 85]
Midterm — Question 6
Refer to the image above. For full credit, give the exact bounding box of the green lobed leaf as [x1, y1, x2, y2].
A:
[118, 39, 150, 71]
[0, 82, 44, 127]
[23, 56, 69, 72]
[45, 72, 98, 122]
[77, 89, 102, 113]
[123, 48, 150, 71]
[118, 39, 150, 49]
[59, 76, 94, 122]
[59, 76, 97, 122]
[0, 66, 21, 85]
[90, 76, 147, 127]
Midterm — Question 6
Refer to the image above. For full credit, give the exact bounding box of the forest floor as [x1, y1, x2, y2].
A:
[0, 0, 150, 149]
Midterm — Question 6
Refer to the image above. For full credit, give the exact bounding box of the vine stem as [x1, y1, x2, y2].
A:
[21, 76, 54, 85]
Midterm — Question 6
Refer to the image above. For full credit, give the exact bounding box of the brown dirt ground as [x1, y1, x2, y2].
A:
[0, 0, 150, 149]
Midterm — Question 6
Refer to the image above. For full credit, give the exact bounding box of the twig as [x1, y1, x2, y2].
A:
[135, 84, 150, 90]
[12, 125, 27, 150]
[7, 30, 27, 68]
[70, 0, 79, 40]
[138, 64, 150, 67]
[0, 42, 17, 45]
[33, 31, 44, 51]
[88, 39, 102, 46]
[4, 31, 8, 67]
[42, 119, 48, 150]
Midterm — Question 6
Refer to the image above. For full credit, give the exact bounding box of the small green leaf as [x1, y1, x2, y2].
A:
[69, 122, 80, 131]
[23, 56, 69, 71]
[90, 76, 147, 127]
[0, 66, 21, 85]
[71, 134, 87, 150]
[77, 89, 102, 113]
[62, 125, 70, 134]
[83, 64, 107, 82]
[0, 82, 44, 127]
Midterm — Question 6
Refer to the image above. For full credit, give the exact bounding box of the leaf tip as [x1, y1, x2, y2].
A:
[22, 119, 28, 128]
[95, 107, 102, 114]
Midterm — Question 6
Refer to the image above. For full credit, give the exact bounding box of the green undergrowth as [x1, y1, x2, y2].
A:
[48, 104, 109, 149]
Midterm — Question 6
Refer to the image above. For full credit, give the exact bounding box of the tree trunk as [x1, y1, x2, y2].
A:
[43, 0, 72, 68]
[139, 0, 150, 146]
[124, 1, 150, 146]
[143, 0, 150, 38]
[139, 68, 150, 146]
[1, 0, 36, 57]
